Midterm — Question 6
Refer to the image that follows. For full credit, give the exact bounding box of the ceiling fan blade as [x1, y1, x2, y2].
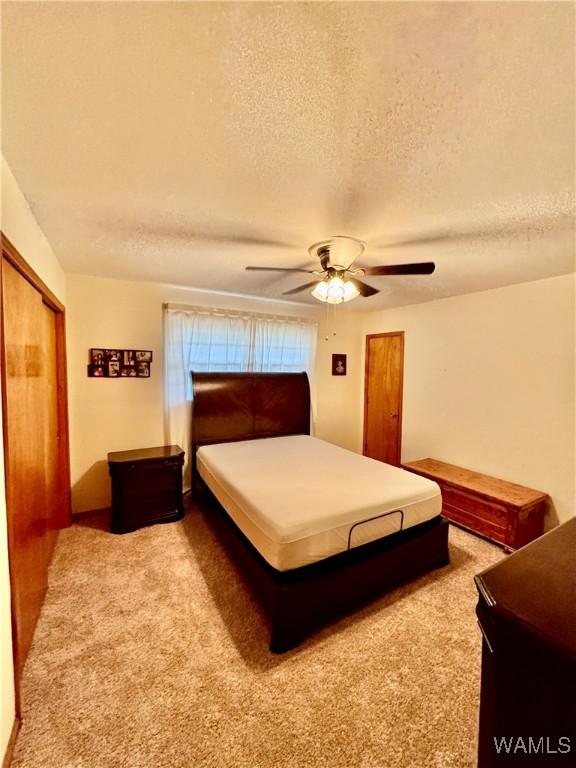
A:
[190, 234, 297, 247]
[372, 233, 464, 249]
[245, 266, 315, 273]
[100, 215, 300, 248]
[348, 278, 380, 297]
[361, 262, 435, 276]
[282, 280, 321, 296]
[371, 211, 574, 250]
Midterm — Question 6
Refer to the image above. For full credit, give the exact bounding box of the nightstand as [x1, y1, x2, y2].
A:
[108, 445, 185, 534]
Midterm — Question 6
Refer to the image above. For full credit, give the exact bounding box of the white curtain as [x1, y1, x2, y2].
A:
[252, 316, 316, 373]
[164, 304, 317, 489]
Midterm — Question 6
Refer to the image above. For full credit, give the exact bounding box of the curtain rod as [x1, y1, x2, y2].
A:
[163, 302, 317, 325]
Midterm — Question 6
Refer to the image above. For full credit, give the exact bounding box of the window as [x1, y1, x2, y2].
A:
[163, 303, 317, 487]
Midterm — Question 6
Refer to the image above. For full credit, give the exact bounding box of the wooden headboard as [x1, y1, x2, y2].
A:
[190, 372, 310, 477]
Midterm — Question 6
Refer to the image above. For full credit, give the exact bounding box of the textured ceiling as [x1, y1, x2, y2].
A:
[2, 1, 575, 310]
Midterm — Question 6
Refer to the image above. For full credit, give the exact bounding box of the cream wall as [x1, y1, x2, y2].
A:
[66, 274, 363, 513]
[315, 309, 363, 453]
[0, 156, 67, 761]
[2, 158, 66, 300]
[361, 274, 575, 526]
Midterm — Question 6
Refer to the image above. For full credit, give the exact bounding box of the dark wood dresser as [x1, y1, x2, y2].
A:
[475, 519, 576, 766]
[108, 445, 185, 534]
[402, 458, 547, 550]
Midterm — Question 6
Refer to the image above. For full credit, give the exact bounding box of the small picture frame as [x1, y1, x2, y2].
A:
[90, 348, 106, 366]
[135, 350, 153, 362]
[123, 350, 136, 367]
[107, 349, 122, 362]
[88, 364, 106, 377]
[332, 354, 347, 376]
[108, 361, 120, 377]
[137, 361, 150, 378]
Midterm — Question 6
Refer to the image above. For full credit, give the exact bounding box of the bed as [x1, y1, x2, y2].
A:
[191, 371, 449, 652]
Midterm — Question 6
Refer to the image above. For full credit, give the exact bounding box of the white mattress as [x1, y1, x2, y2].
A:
[197, 435, 442, 571]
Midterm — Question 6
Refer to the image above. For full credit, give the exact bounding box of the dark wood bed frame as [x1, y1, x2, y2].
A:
[191, 371, 450, 653]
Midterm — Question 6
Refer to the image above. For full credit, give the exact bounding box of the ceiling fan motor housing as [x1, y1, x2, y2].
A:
[309, 236, 365, 271]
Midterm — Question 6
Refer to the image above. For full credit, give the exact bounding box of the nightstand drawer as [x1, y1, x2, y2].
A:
[118, 461, 182, 499]
[117, 492, 181, 530]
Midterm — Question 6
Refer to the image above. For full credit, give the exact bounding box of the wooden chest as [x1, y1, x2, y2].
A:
[402, 458, 548, 550]
[108, 445, 185, 534]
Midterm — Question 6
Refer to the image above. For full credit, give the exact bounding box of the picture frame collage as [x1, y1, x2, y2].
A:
[88, 348, 153, 378]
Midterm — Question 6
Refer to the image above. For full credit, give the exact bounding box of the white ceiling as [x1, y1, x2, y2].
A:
[2, 1, 574, 310]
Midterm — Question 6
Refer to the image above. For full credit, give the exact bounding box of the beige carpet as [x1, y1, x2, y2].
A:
[12, 503, 502, 768]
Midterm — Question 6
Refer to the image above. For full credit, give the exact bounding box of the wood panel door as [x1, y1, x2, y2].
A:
[363, 332, 404, 466]
[2, 257, 63, 682]
[41, 301, 60, 557]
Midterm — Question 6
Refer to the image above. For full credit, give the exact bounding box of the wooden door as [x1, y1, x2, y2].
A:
[2, 258, 62, 681]
[363, 332, 404, 465]
[42, 302, 60, 557]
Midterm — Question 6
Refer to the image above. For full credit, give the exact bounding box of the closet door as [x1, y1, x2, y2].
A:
[42, 301, 60, 557]
[363, 332, 404, 466]
[2, 258, 60, 679]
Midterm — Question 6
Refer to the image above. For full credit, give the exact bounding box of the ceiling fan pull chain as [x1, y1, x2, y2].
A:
[322, 301, 338, 341]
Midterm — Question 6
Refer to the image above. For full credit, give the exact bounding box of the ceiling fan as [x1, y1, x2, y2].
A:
[246, 235, 435, 303]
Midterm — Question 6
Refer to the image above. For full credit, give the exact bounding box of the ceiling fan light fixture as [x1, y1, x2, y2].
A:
[311, 275, 360, 304]
[342, 280, 361, 301]
[311, 280, 329, 302]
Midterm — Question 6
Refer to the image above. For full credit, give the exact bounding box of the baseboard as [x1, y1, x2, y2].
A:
[2, 717, 21, 768]
[72, 506, 111, 520]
